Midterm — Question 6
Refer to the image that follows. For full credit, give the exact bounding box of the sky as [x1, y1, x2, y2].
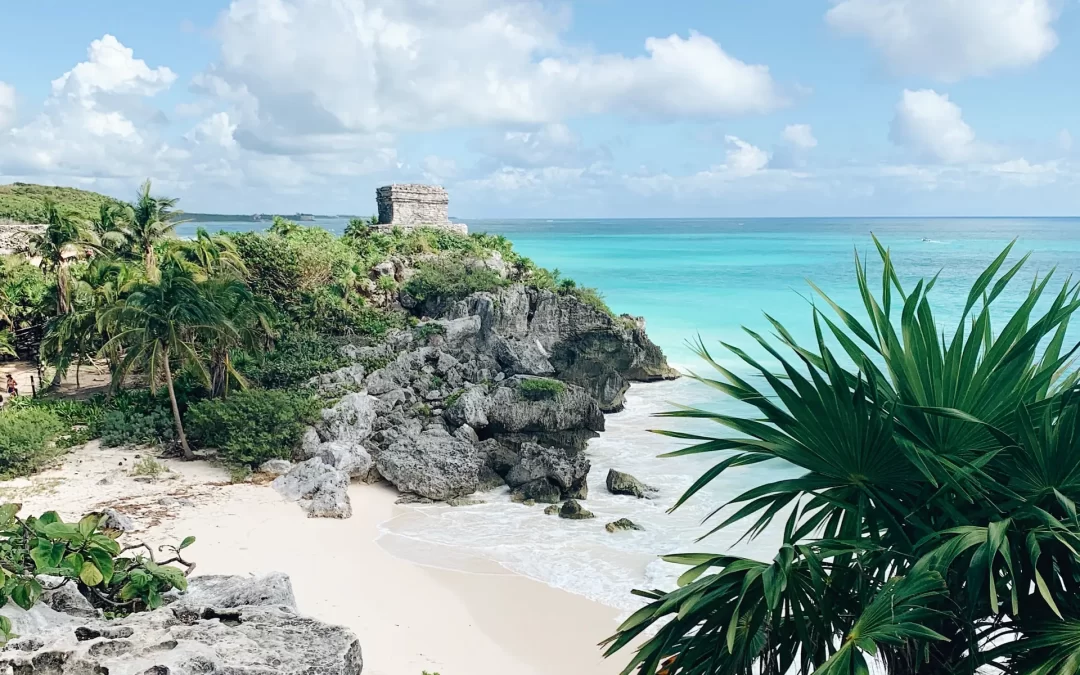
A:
[0, 0, 1078, 218]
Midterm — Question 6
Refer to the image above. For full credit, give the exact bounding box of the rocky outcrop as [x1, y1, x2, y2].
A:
[272, 458, 353, 518]
[0, 574, 362, 674]
[504, 441, 589, 501]
[434, 285, 677, 412]
[606, 469, 657, 499]
[376, 430, 482, 501]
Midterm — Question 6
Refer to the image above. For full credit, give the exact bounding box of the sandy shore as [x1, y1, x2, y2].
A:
[0, 442, 632, 675]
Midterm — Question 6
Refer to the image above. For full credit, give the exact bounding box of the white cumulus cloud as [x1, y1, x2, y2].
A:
[782, 124, 817, 149]
[723, 136, 770, 176]
[889, 89, 989, 163]
[826, 0, 1059, 81]
[196, 0, 784, 153]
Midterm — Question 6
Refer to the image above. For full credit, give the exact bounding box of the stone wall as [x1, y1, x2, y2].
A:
[375, 184, 467, 234]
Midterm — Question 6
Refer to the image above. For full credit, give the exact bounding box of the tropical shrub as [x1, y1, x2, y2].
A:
[404, 257, 508, 301]
[0, 407, 64, 477]
[248, 331, 350, 389]
[185, 389, 319, 468]
[414, 321, 446, 343]
[0, 504, 193, 643]
[99, 408, 176, 448]
[518, 378, 565, 401]
[605, 240, 1080, 675]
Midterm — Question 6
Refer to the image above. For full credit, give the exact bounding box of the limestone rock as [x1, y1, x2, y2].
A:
[307, 363, 366, 396]
[258, 459, 293, 476]
[606, 469, 657, 499]
[444, 385, 491, 429]
[314, 441, 373, 479]
[606, 518, 644, 533]
[558, 499, 595, 520]
[298, 426, 322, 460]
[321, 393, 378, 444]
[100, 508, 135, 532]
[504, 442, 589, 501]
[543, 504, 560, 516]
[376, 432, 482, 500]
[272, 458, 353, 519]
[175, 573, 297, 610]
[0, 574, 362, 675]
[40, 577, 99, 620]
[510, 479, 561, 504]
[486, 377, 604, 448]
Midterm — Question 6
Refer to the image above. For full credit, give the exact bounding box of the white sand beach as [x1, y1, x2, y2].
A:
[0, 442, 632, 675]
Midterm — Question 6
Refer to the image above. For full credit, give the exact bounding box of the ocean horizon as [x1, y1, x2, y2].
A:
[186, 215, 1080, 613]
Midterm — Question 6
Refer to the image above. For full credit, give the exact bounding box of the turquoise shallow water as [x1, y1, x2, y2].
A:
[201, 217, 1080, 610]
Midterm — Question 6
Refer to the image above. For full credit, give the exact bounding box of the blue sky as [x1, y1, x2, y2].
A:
[1, 0, 1078, 217]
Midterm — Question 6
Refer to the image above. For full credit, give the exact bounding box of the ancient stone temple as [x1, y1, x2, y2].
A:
[375, 184, 467, 234]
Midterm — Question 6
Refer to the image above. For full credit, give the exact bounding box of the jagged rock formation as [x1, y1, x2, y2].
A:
[606, 469, 657, 499]
[276, 282, 675, 514]
[0, 574, 363, 674]
[375, 184, 466, 234]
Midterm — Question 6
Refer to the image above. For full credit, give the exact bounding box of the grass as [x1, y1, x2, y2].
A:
[518, 377, 566, 401]
[130, 456, 168, 478]
[0, 183, 116, 223]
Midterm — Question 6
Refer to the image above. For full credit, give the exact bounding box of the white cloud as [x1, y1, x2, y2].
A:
[197, 0, 784, 153]
[472, 123, 609, 169]
[890, 89, 990, 163]
[421, 155, 459, 182]
[782, 124, 817, 150]
[827, 0, 1059, 81]
[724, 136, 770, 177]
[0, 82, 15, 130]
[50, 35, 176, 101]
[185, 112, 238, 148]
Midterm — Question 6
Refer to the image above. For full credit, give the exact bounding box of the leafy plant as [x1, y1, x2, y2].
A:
[99, 407, 175, 448]
[185, 389, 319, 468]
[248, 331, 350, 389]
[130, 456, 167, 478]
[517, 377, 565, 401]
[414, 322, 446, 343]
[0, 407, 64, 477]
[605, 239, 1080, 675]
[403, 257, 508, 302]
[0, 504, 194, 643]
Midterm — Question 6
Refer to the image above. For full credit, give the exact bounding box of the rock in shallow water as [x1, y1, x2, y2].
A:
[0, 574, 362, 675]
[558, 499, 595, 520]
[376, 432, 481, 500]
[606, 518, 644, 532]
[606, 469, 657, 499]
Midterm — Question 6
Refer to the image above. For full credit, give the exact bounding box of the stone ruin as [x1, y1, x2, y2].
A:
[375, 184, 467, 234]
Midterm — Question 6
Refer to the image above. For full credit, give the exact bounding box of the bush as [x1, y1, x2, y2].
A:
[518, 378, 566, 401]
[0, 407, 64, 477]
[404, 257, 508, 302]
[2, 396, 107, 450]
[562, 286, 612, 317]
[99, 408, 175, 448]
[248, 331, 351, 389]
[0, 504, 194, 643]
[414, 322, 446, 343]
[185, 389, 319, 468]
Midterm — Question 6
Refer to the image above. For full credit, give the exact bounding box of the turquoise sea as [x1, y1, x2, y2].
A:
[197, 217, 1080, 610]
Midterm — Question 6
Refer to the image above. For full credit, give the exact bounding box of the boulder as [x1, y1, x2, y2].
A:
[493, 337, 554, 376]
[314, 441, 373, 479]
[40, 577, 99, 620]
[504, 442, 589, 500]
[321, 393, 378, 444]
[272, 458, 353, 519]
[606, 469, 657, 499]
[606, 518, 644, 532]
[0, 574, 362, 675]
[376, 432, 482, 500]
[175, 573, 297, 610]
[307, 363, 366, 396]
[510, 479, 561, 504]
[443, 385, 491, 429]
[558, 499, 595, 520]
[258, 459, 293, 476]
[543, 504, 560, 516]
[298, 426, 323, 460]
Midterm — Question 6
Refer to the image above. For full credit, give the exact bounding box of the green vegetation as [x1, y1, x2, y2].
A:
[605, 240, 1080, 675]
[414, 321, 446, 343]
[0, 180, 610, 482]
[130, 455, 167, 478]
[0, 407, 64, 477]
[518, 377, 565, 401]
[185, 389, 318, 468]
[0, 183, 115, 223]
[404, 257, 508, 302]
[0, 504, 193, 643]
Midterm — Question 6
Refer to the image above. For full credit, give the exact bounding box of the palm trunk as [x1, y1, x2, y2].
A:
[56, 264, 70, 314]
[145, 246, 158, 282]
[162, 346, 194, 460]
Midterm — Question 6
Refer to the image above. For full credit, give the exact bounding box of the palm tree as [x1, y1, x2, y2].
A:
[605, 240, 1080, 675]
[129, 179, 181, 280]
[25, 198, 98, 315]
[269, 216, 299, 237]
[92, 200, 134, 254]
[99, 263, 224, 459]
[199, 277, 275, 398]
[166, 228, 247, 281]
